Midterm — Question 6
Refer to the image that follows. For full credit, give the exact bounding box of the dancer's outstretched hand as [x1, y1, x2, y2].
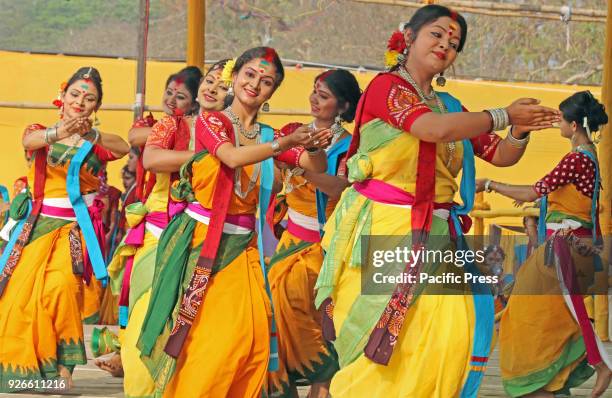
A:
[506, 98, 560, 129]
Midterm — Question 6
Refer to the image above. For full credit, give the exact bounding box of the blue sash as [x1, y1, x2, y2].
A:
[257, 124, 279, 371]
[315, 136, 350, 235]
[0, 185, 9, 226]
[538, 148, 602, 270]
[66, 141, 108, 283]
[438, 92, 494, 398]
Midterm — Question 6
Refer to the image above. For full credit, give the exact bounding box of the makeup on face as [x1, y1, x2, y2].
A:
[198, 69, 228, 111]
[63, 79, 99, 118]
[432, 24, 461, 49]
[163, 81, 193, 115]
[258, 59, 271, 75]
[310, 79, 338, 121]
[242, 60, 276, 90]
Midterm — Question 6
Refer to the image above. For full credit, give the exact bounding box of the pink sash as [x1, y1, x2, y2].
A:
[353, 179, 472, 236]
[186, 202, 256, 230]
[118, 211, 169, 325]
[124, 211, 169, 246]
[41, 198, 106, 283]
[287, 217, 321, 243]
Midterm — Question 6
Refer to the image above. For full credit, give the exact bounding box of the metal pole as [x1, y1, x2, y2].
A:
[134, 0, 150, 121]
[187, 0, 205, 68]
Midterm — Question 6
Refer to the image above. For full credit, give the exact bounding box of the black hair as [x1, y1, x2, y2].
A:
[206, 59, 231, 76]
[233, 47, 284, 89]
[65, 66, 103, 105]
[559, 91, 608, 133]
[165, 66, 203, 99]
[315, 70, 362, 123]
[164, 66, 203, 115]
[404, 4, 468, 52]
[121, 164, 136, 178]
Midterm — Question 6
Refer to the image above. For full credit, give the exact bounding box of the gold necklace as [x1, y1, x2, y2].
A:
[397, 67, 456, 168]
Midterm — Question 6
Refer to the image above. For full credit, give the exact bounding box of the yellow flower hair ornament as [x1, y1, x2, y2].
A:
[220, 58, 236, 85]
[384, 30, 407, 70]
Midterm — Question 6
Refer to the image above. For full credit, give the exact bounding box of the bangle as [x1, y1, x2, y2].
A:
[506, 127, 530, 148]
[484, 108, 510, 131]
[44, 127, 58, 145]
[91, 128, 100, 144]
[306, 147, 322, 155]
[484, 179, 493, 193]
[270, 139, 282, 155]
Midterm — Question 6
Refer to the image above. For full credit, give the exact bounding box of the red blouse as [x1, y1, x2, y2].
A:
[533, 151, 597, 198]
[359, 73, 502, 162]
[197, 111, 305, 168]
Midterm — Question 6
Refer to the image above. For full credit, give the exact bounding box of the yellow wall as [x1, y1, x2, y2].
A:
[0, 50, 601, 227]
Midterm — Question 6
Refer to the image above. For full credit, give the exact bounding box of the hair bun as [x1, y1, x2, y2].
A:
[559, 90, 608, 133]
[583, 92, 608, 132]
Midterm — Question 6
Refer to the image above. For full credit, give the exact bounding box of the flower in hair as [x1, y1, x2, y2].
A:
[384, 31, 407, 69]
[384, 50, 401, 69]
[220, 58, 236, 85]
[387, 31, 407, 53]
[52, 81, 68, 108]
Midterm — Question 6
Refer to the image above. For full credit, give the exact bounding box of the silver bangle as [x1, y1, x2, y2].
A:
[506, 127, 530, 148]
[485, 108, 510, 131]
[484, 179, 493, 193]
[44, 127, 58, 144]
[270, 139, 282, 155]
[91, 128, 100, 144]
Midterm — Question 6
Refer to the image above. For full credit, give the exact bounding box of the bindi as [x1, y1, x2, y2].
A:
[258, 59, 271, 74]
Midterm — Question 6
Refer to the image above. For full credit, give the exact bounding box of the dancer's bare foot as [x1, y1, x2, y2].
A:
[308, 381, 331, 398]
[592, 362, 612, 398]
[57, 364, 73, 390]
[94, 353, 124, 377]
[522, 390, 554, 398]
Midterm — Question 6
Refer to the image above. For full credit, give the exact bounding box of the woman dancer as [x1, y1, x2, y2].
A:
[106, 61, 231, 398]
[479, 91, 611, 397]
[128, 66, 202, 202]
[0, 66, 129, 390]
[267, 69, 361, 398]
[137, 47, 331, 397]
[313, 5, 560, 397]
